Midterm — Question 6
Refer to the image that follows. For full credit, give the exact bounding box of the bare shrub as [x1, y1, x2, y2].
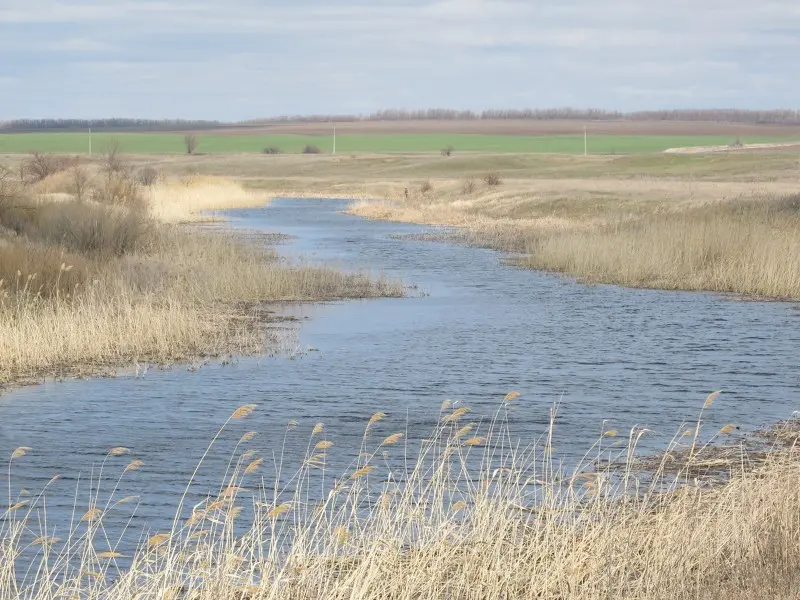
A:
[420, 180, 433, 194]
[22, 152, 73, 183]
[0, 166, 21, 205]
[35, 200, 152, 258]
[0, 167, 35, 234]
[461, 178, 476, 195]
[100, 140, 126, 176]
[136, 166, 160, 187]
[184, 134, 198, 155]
[262, 146, 282, 155]
[92, 171, 144, 211]
[484, 172, 502, 186]
[302, 145, 322, 154]
[70, 167, 91, 202]
[441, 145, 455, 157]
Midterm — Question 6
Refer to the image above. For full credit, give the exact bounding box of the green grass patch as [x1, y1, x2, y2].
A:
[0, 132, 794, 155]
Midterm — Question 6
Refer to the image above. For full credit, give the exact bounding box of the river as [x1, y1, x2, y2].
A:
[1, 197, 798, 549]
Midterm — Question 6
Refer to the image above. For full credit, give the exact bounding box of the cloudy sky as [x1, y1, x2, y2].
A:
[1, 0, 798, 120]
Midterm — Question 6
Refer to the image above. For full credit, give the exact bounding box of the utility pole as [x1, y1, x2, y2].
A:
[584, 125, 587, 156]
[89, 127, 92, 155]
[333, 124, 336, 155]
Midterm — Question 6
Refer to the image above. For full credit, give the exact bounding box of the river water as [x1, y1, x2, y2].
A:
[1, 198, 799, 549]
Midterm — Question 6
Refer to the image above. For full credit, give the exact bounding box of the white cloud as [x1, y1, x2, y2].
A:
[0, 0, 798, 118]
[58, 37, 111, 51]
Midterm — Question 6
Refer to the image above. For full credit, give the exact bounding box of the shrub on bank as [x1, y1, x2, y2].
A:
[21, 151, 76, 183]
[136, 166, 160, 187]
[484, 172, 502, 186]
[35, 200, 152, 258]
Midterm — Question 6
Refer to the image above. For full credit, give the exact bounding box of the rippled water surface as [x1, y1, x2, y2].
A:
[1, 198, 799, 542]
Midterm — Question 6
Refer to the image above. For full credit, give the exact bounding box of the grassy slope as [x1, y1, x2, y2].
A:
[0, 132, 795, 154]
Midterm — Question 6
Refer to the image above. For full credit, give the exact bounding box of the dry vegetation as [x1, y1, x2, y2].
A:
[305, 153, 800, 300]
[3, 394, 800, 599]
[94, 150, 800, 299]
[0, 153, 401, 390]
[349, 181, 800, 298]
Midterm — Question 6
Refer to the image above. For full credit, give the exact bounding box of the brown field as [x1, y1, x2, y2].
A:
[195, 118, 800, 137]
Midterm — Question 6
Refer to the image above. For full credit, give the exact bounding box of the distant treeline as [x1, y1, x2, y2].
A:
[245, 108, 800, 125]
[0, 118, 222, 133]
[3, 109, 800, 132]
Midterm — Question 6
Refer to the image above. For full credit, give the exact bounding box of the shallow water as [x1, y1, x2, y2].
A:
[1, 198, 799, 548]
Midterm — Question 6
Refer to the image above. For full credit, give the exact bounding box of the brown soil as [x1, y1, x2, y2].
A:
[194, 119, 800, 137]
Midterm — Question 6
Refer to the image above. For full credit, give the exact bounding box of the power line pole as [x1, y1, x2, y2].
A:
[89, 127, 92, 155]
[584, 125, 587, 156]
[333, 124, 336, 155]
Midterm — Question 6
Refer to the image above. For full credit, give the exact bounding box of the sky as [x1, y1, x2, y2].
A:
[1, 0, 799, 120]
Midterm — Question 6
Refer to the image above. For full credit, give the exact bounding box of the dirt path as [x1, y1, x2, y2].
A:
[664, 142, 800, 154]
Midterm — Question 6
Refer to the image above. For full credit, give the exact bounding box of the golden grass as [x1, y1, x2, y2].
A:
[0, 232, 401, 386]
[347, 178, 800, 299]
[521, 200, 800, 298]
[146, 175, 270, 223]
[0, 285, 260, 385]
[3, 399, 800, 599]
[0, 174, 402, 389]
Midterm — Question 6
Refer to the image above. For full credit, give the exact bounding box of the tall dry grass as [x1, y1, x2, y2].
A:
[521, 197, 800, 298]
[349, 180, 800, 299]
[146, 175, 270, 223]
[0, 235, 401, 386]
[3, 397, 800, 599]
[0, 169, 402, 389]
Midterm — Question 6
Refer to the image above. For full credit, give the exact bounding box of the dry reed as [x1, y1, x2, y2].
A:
[348, 180, 800, 299]
[0, 174, 402, 390]
[520, 197, 800, 298]
[3, 398, 800, 599]
[146, 175, 271, 223]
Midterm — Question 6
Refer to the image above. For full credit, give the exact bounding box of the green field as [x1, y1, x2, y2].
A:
[0, 132, 792, 155]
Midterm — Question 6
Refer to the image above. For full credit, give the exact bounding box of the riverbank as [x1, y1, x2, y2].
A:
[108, 150, 800, 299]
[347, 181, 800, 300]
[170, 149, 795, 300]
[0, 159, 402, 392]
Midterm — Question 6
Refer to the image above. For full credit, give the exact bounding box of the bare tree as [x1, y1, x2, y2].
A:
[101, 139, 126, 176]
[184, 134, 198, 155]
[23, 152, 64, 183]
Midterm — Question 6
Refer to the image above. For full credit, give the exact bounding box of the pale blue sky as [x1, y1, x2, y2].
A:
[1, 0, 798, 120]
